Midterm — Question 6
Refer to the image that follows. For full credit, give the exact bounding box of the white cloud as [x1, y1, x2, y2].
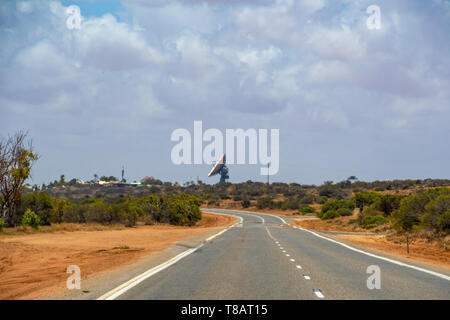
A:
[307, 25, 366, 61]
[1, 0, 450, 184]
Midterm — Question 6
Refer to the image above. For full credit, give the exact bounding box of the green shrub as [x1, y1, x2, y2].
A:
[321, 209, 340, 220]
[361, 214, 388, 226]
[281, 202, 291, 211]
[437, 209, 450, 231]
[422, 194, 450, 230]
[0, 218, 3, 232]
[354, 192, 381, 211]
[300, 194, 315, 204]
[337, 207, 353, 216]
[299, 205, 315, 214]
[62, 204, 86, 223]
[317, 196, 328, 204]
[22, 209, 40, 229]
[256, 197, 273, 209]
[392, 187, 450, 231]
[318, 199, 355, 220]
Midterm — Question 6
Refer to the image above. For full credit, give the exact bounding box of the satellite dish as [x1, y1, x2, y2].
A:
[208, 154, 226, 177]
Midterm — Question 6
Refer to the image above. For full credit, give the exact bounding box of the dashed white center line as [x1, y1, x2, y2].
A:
[313, 289, 325, 298]
[290, 259, 295, 262]
[296, 265, 302, 269]
[303, 275, 311, 280]
[282, 250, 286, 253]
[286, 254, 290, 257]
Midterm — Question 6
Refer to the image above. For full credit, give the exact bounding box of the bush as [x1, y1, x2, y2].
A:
[321, 210, 340, 220]
[318, 199, 355, 220]
[241, 199, 251, 208]
[437, 209, 450, 232]
[85, 201, 114, 224]
[62, 204, 86, 223]
[256, 197, 273, 209]
[317, 196, 328, 204]
[281, 202, 291, 211]
[422, 194, 450, 230]
[392, 187, 450, 231]
[361, 214, 388, 226]
[22, 209, 40, 229]
[354, 192, 380, 212]
[337, 207, 353, 216]
[300, 194, 315, 204]
[0, 218, 3, 232]
[299, 205, 315, 214]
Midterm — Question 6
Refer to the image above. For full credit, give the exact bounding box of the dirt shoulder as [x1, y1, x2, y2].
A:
[0, 213, 235, 300]
[334, 234, 450, 270]
[292, 216, 391, 234]
[291, 218, 449, 270]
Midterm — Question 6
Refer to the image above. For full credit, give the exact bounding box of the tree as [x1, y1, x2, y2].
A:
[60, 174, 65, 184]
[0, 131, 38, 226]
[93, 174, 99, 183]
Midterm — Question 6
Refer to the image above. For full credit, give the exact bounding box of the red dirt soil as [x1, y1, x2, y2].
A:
[0, 213, 235, 300]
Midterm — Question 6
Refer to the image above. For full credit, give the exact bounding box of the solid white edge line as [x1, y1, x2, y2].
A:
[295, 226, 450, 281]
[97, 213, 242, 300]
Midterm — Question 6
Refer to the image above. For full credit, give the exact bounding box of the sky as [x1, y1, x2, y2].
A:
[0, 0, 449, 186]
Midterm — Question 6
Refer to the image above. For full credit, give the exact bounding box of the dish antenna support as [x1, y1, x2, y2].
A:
[207, 154, 229, 183]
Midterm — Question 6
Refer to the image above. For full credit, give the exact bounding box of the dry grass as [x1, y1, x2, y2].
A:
[0, 223, 126, 236]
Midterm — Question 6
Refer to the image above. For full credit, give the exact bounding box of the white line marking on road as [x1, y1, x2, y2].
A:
[303, 275, 311, 280]
[282, 250, 286, 253]
[296, 265, 302, 269]
[286, 254, 290, 257]
[295, 227, 450, 281]
[232, 210, 287, 224]
[290, 259, 295, 262]
[313, 289, 325, 298]
[98, 214, 242, 300]
[264, 226, 275, 240]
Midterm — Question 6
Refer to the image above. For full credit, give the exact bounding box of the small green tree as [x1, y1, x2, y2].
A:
[22, 209, 40, 229]
[0, 218, 4, 232]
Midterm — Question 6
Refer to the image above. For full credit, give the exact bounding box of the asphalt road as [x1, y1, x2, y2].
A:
[108, 209, 449, 300]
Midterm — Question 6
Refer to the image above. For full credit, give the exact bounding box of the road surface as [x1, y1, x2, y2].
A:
[101, 209, 450, 300]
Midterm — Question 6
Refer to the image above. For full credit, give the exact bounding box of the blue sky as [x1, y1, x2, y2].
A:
[0, 0, 449, 185]
[61, 0, 123, 16]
